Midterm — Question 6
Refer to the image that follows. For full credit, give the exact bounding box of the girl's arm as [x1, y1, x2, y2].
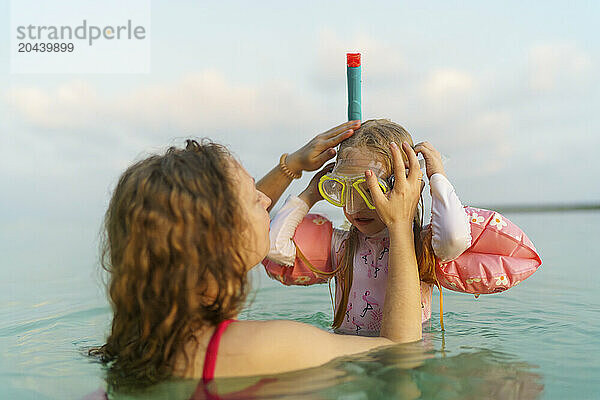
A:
[429, 173, 471, 262]
[267, 196, 309, 266]
[257, 121, 360, 211]
[414, 141, 470, 262]
[267, 165, 333, 266]
[382, 223, 423, 342]
[368, 142, 423, 342]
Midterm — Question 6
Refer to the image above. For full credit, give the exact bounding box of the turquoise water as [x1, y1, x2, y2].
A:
[1, 211, 599, 399]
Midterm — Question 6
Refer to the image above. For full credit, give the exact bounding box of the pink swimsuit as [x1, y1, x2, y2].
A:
[330, 228, 434, 335]
[201, 319, 235, 385]
[188, 319, 235, 400]
[190, 320, 276, 400]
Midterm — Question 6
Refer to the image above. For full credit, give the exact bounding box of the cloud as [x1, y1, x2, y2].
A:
[5, 80, 101, 130]
[312, 29, 409, 92]
[3, 71, 341, 205]
[413, 68, 479, 124]
[528, 42, 592, 92]
[421, 68, 476, 103]
[114, 70, 261, 131]
[5, 70, 320, 136]
[441, 110, 512, 178]
[4, 36, 599, 206]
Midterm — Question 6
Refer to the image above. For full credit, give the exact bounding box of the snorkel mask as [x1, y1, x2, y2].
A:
[318, 149, 426, 214]
[318, 172, 389, 214]
[318, 153, 391, 214]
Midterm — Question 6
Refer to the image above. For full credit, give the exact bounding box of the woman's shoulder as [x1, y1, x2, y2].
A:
[204, 320, 329, 378]
[183, 319, 393, 380]
[225, 320, 325, 345]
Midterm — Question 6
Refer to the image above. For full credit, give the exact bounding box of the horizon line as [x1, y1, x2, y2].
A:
[473, 202, 600, 214]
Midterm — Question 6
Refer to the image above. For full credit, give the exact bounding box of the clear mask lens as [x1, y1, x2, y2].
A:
[354, 180, 375, 208]
[321, 178, 344, 205]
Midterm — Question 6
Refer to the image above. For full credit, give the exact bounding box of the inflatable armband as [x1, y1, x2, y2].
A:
[263, 214, 334, 286]
[435, 207, 541, 294]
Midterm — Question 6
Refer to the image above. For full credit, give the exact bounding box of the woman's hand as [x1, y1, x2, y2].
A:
[298, 163, 335, 208]
[413, 141, 445, 180]
[365, 142, 422, 229]
[286, 121, 361, 174]
[257, 121, 359, 212]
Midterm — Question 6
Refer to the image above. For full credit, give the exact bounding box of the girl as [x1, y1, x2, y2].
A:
[265, 119, 472, 335]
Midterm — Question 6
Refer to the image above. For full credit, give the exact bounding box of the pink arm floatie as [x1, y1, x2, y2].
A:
[263, 214, 334, 286]
[435, 207, 542, 294]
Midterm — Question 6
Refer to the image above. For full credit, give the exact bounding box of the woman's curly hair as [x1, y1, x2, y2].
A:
[89, 139, 249, 390]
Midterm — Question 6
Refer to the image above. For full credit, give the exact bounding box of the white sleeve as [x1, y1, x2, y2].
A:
[429, 173, 471, 262]
[267, 195, 309, 267]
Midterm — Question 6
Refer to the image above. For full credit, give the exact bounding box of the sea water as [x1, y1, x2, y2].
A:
[1, 211, 599, 399]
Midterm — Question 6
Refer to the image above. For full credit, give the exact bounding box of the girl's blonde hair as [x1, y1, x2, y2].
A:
[332, 119, 437, 329]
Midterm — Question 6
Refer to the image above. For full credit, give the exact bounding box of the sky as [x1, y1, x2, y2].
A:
[0, 1, 598, 283]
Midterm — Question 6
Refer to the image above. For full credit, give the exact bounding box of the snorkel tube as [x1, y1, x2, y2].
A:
[347, 53, 362, 121]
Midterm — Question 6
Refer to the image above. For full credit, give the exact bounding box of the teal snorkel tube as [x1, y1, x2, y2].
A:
[347, 53, 362, 121]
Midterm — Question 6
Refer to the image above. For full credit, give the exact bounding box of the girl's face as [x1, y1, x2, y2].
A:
[234, 161, 272, 268]
[335, 147, 389, 237]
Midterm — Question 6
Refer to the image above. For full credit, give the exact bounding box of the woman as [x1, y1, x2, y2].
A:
[91, 130, 424, 396]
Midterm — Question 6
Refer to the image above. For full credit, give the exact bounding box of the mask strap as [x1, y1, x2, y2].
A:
[293, 239, 345, 277]
[328, 278, 335, 315]
[295, 239, 345, 317]
[435, 279, 445, 331]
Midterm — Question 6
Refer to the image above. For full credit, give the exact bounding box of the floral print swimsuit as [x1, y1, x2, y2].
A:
[331, 228, 434, 335]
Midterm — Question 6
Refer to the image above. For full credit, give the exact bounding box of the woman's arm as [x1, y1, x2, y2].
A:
[257, 121, 360, 211]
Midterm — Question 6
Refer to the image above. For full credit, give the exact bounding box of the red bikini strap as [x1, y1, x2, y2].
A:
[202, 319, 235, 384]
